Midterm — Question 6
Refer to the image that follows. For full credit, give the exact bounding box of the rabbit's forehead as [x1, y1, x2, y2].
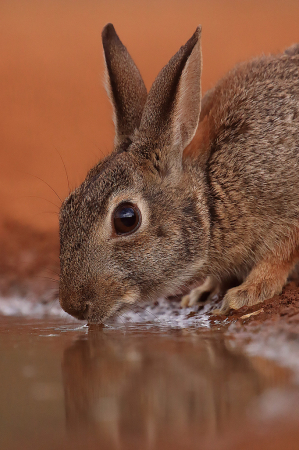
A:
[82, 153, 144, 204]
[60, 153, 143, 236]
[87, 151, 142, 186]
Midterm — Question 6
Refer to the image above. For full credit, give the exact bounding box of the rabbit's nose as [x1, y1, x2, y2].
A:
[59, 292, 89, 321]
[64, 303, 89, 321]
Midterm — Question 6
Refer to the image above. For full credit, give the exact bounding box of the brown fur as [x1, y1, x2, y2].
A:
[59, 24, 299, 322]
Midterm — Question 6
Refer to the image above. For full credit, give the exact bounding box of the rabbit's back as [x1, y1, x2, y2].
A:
[194, 50, 299, 274]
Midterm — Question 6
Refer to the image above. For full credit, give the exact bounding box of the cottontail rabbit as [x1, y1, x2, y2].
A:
[59, 24, 299, 323]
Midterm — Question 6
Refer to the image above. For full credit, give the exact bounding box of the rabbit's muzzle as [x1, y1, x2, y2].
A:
[59, 283, 94, 321]
[59, 273, 138, 323]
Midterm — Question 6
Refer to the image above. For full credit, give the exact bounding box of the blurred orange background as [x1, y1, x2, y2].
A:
[1, 0, 299, 232]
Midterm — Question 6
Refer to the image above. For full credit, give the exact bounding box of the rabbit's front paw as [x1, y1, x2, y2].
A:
[212, 281, 279, 315]
[211, 305, 230, 316]
[212, 286, 253, 315]
[181, 277, 219, 308]
[211, 254, 296, 315]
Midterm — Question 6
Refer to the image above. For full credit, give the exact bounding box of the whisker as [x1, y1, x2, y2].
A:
[47, 257, 60, 265]
[31, 211, 59, 218]
[124, 302, 162, 324]
[26, 172, 63, 204]
[54, 147, 71, 194]
[44, 298, 65, 315]
[46, 290, 60, 298]
[34, 276, 59, 283]
[21, 195, 60, 210]
[121, 304, 149, 322]
[46, 268, 60, 277]
[89, 141, 109, 160]
[75, 129, 109, 161]
[112, 308, 127, 324]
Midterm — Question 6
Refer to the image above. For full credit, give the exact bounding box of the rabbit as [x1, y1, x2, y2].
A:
[59, 23, 299, 323]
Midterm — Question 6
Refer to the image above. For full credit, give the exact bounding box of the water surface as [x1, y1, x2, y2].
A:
[1, 316, 298, 449]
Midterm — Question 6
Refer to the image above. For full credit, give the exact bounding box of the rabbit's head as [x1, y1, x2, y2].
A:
[59, 24, 209, 323]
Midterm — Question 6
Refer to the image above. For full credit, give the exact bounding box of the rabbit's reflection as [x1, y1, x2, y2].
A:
[62, 328, 289, 446]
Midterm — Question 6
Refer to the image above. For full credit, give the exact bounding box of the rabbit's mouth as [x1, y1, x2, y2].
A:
[85, 301, 129, 324]
[84, 289, 140, 324]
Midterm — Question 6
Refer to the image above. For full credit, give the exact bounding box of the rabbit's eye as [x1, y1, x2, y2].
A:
[113, 203, 141, 236]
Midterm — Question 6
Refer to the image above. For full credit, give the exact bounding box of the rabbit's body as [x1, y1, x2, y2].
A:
[59, 24, 299, 322]
[182, 51, 299, 310]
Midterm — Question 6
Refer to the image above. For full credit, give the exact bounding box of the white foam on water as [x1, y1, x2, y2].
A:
[108, 297, 214, 328]
[0, 295, 215, 328]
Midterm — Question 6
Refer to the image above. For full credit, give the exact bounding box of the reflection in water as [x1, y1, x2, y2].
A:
[62, 326, 289, 447]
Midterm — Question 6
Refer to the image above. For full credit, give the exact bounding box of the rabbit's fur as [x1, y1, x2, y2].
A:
[59, 24, 299, 322]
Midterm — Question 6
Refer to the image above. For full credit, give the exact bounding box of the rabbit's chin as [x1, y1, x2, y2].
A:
[85, 302, 134, 325]
[84, 290, 141, 324]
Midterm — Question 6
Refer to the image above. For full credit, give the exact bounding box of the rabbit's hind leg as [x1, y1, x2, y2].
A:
[181, 276, 220, 308]
[213, 250, 299, 315]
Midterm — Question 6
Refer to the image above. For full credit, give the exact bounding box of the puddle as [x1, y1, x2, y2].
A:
[1, 316, 299, 449]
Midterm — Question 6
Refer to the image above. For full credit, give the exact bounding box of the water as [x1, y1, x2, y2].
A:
[1, 315, 299, 449]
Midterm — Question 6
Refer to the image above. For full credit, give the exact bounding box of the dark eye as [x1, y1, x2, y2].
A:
[113, 202, 141, 236]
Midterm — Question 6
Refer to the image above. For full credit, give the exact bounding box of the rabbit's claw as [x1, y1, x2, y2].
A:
[212, 254, 297, 315]
[181, 277, 219, 308]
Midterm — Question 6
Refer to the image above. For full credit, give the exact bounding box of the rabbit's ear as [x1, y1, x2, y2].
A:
[138, 27, 202, 173]
[102, 24, 147, 148]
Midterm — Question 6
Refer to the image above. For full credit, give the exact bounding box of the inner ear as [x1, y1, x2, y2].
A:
[137, 26, 202, 173]
[102, 24, 147, 148]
